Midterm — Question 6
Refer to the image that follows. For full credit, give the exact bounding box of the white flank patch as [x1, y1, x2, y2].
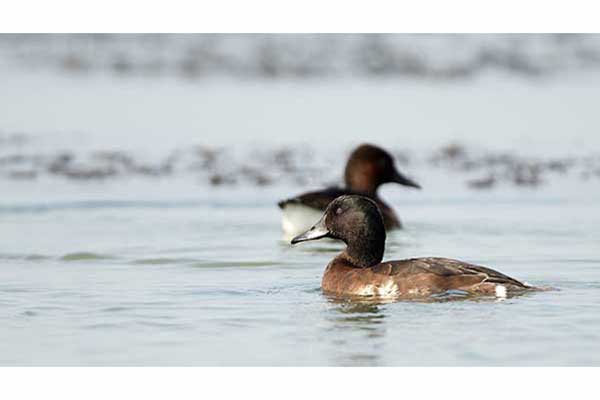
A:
[495, 285, 508, 298]
[376, 280, 400, 297]
[281, 203, 323, 238]
[355, 285, 376, 296]
[355, 282, 400, 297]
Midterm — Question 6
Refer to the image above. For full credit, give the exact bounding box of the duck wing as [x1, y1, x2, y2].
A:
[371, 257, 530, 288]
[278, 187, 351, 210]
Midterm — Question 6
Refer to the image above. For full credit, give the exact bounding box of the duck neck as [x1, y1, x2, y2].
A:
[340, 234, 385, 268]
[345, 175, 380, 197]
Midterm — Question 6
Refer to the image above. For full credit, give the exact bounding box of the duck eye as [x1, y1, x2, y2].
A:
[336, 207, 343, 215]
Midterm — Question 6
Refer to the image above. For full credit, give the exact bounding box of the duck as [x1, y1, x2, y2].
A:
[291, 195, 537, 299]
[278, 143, 420, 237]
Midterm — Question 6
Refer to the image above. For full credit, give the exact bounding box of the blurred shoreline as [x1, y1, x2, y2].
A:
[2, 133, 599, 192]
[2, 34, 600, 80]
[1, 34, 600, 192]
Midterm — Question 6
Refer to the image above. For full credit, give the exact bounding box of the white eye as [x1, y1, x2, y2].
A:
[336, 207, 343, 215]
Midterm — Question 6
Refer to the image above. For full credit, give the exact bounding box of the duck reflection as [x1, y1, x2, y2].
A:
[333, 301, 385, 334]
[322, 289, 533, 366]
[324, 294, 390, 366]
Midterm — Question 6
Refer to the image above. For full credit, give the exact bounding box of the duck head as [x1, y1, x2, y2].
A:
[291, 195, 386, 268]
[344, 144, 420, 195]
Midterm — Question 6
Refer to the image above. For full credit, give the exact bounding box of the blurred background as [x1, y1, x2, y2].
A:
[1, 34, 600, 197]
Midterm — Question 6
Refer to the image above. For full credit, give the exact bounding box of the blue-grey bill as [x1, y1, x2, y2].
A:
[290, 216, 329, 244]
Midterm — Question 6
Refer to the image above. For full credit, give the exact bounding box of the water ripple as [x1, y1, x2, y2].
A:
[60, 252, 116, 262]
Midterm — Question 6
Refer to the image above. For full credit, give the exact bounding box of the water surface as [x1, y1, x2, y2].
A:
[1, 184, 599, 366]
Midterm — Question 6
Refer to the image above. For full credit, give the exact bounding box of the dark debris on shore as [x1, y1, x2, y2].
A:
[1, 133, 600, 190]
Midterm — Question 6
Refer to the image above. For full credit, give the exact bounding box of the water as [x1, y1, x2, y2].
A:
[1, 43, 600, 364]
[1, 180, 599, 365]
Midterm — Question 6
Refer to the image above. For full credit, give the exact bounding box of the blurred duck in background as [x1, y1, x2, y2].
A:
[278, 143, 420, 238]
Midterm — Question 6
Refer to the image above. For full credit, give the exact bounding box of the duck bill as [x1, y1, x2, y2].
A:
[392, 169, 421, 189]
[291, 216, 330, 244]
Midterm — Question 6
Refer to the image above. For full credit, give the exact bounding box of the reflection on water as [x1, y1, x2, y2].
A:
[321, 284, 554, 366]
[325, 296, 388, 366]
[330, 299, 386, 327]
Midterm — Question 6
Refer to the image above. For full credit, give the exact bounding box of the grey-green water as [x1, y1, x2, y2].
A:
[1, 184, 599, 365]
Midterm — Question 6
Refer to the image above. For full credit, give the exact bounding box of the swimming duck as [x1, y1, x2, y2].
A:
[278, 143, 420, 237]
[291, 195, 536, 299]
